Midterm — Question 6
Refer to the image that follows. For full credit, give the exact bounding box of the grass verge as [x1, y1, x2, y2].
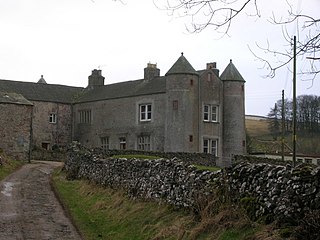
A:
[0, 156, 24, 181]
[52, 168, 265, 240]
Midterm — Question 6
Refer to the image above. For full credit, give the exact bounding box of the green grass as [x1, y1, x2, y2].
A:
[52, 169, 264, 240]
[193, 164, 221, 172]
[52, 169, 195, 240]
[111, 154, 161, 160]
[0, 157, 24, 181]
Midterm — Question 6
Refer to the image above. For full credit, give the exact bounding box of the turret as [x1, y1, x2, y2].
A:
[220, 60, 246, 167]
[164, 53, 199, 152]
[37, 75, 47, 84]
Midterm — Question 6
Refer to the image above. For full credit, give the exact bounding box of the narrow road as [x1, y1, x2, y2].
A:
[0, 161, 82, 240]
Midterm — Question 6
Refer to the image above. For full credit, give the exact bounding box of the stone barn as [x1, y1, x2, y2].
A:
[0, 92, 33, 160]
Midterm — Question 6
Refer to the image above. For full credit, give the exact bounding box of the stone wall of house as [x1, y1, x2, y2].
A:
[32, 101, 72, 149]
[64, 144, 320, 225]
[0, 103, 32, 160]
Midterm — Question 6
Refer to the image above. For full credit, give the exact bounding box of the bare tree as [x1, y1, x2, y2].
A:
[156, 0, 319, 81]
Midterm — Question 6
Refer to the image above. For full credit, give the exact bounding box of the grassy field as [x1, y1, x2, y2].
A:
[52, 168, 269, 240]
[245, 119, 270, 138]
[246, 118, 320, 155]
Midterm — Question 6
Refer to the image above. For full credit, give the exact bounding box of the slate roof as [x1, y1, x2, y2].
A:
[0, 79, 83, 103]
[220, 60, 245, 82]
[76, 77, 166, 103]
[166, 53, 199, 76]
[0, 92, 33, 106]
[0, 55, 240, 105]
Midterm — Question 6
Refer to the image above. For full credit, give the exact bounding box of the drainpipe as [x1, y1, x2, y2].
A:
[28, 105, 34, 163]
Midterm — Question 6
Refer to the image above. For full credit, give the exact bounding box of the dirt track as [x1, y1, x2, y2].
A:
[0, 161, 82, 240]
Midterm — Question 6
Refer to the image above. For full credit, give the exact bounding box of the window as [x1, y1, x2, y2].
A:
[101, 137, 109, 150]
[119, 137, 126, 150]
[41, 142, 50, 150]
[203, 138, 218, 156]
[79, 110, 92, 124]
[138, 135, 151, 151]
[49, 113, 57, 123]
[317, 159, 320, 166]
[211, 106, 218, 122]
[139, 104, 152, 121]
[203, 104, 219, 122]
[305, 158, 312, 164]
[203, 105, 210, 121]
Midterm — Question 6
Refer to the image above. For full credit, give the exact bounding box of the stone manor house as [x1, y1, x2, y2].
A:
[0, 53, 245, 167]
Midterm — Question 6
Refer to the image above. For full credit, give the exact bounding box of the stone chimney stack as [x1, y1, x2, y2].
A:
[144, 63, 160, 81]
[206, 62, 219, 77]
[88, 69, 105, 89]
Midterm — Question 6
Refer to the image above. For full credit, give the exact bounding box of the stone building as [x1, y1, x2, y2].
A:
[0, 78, 82, 157]
[0, 92, 33, 160]
[0, 54, 245, 166]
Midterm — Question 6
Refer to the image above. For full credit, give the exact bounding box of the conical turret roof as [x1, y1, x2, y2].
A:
[166, 53, 199, 76]
[220, 60, 245, 82]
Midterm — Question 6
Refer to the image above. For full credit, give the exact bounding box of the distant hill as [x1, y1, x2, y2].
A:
[245, 115, 270, 137]
[245, 115, 320, 155]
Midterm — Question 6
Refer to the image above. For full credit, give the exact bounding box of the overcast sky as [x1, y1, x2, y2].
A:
[0, 0, 319, 116]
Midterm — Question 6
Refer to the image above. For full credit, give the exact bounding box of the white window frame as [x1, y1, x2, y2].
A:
[138, 135, 151, 151]
[203, 104, 219, 122]
[203, 105, 210, 122]
[203, 138, 218, 157]
[49, 113, 57, 124]
[211, 106, 218, 122]
[139, 104, 152, 122]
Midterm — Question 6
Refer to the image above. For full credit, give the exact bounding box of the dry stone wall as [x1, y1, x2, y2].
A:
[65, 143, 320, 226]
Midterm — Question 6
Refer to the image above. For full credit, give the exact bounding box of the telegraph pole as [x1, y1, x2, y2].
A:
[281, 90, 285, 162]
[292, 36, 297, 166]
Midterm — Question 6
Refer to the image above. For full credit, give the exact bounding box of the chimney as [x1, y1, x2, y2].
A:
[206, 62, 219, 77]
[144, 63, 160, 81]
[88, 69, 105, 89]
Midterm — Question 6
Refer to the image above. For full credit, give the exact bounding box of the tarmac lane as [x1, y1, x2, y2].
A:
[0, 161, 82, 240]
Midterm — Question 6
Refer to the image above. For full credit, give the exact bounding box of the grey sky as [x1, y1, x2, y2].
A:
[0, 0, 319, 116]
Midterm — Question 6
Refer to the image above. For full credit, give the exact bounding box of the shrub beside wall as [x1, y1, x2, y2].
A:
[64, 143, 320, 227]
